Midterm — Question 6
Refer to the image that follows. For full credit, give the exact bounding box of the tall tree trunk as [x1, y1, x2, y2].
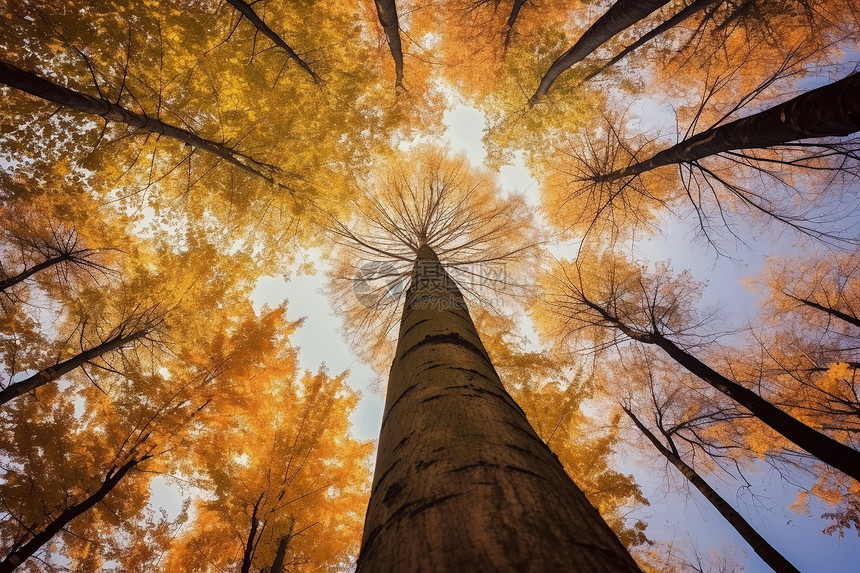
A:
[269, 528, 293, 573]
[0, 457, 147, 573]
[504, 0, 529, 48]
[240, 493, 265, 573]
[622, 407, 800, 573]
[593, 72, 860, 182]
[650, 332, 860, 482]
[373, 0, 404, 89]
[0, 253, 73, 292]
[507, 0, 528, 29]
[356, 245, 641, 572]
[0, 61, 300, 191]
[578, 296, 860, 481]
[223, 0, 322, 84]
[584, 0, 723, 82]
[269, 537, 288, 573]
[530, 0, 671, 104]
[782, 292, 860, 329]
[0, 326, 151, 405]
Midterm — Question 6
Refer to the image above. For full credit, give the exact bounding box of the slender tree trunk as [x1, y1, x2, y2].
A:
[649, 331, 860, 482]
[240, 493, 265, 573]
[622, 408, 800, 573]
[530, 0, 670, 104]
[579, 296, 860, 481]
[0, 327, 150, 405]
[584, 0, 722, 82]
[594, 72, 860, 182]
[504, 0, 529, 48]
[223, 0, 321, 84]
[0, 457, 146, 573]
[507, 0, 528, 29]
[0, 253, 72, 292]
[373, 0, 404, 89]
[0, 61, 299, 191]
[783, 292, 860, 329]
[357, 245, 641, 572]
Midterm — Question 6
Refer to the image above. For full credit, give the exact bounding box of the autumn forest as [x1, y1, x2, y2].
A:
[1, 0, 859, 571]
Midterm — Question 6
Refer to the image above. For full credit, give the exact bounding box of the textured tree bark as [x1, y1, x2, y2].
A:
[356, 245, 642, 572]
[0, 61, 300, 190]
[0, 327, 151, 405]
[594, 72, 860, 182]
[584, 0, 723, 82]
[223, 0, 322, 84]
[373, 0, 404, 89]
[530, 0, 670, 104]
[0, 457, 145, 573]
[623, 408, 800, 573]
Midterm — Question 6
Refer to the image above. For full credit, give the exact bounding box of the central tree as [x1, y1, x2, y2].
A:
[330, 148, 642, 571]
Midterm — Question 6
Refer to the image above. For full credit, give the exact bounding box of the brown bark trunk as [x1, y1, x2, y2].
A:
[530, 0, 670, 104]
[0, 327, 150, 406]
[240, 493, 265, 573]
[0, 253, 72, 292]
[507, 0, 528, 29]
[0, 60, 299, 191]
[594, 72, 860, 182]
[623, 408, 800, 573]
[223, 0, 321, 84]
[504, 0, 529, 48]
[783, 292, 860, 329]
[649, 333, 860, 482]
[357, 245, 642, 572]
[0, 457, 146, 573]
[373, 0, 404, 89]
[584, 0, 722, 82]
[579, 294, 860, 481]
[269, 533, 290, 573]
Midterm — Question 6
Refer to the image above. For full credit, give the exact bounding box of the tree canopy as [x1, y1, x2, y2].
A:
[2, 0, 860, 570]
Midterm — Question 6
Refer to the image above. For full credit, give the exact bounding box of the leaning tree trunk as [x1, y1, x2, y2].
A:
[783, 292, 860, 329]
[594, 72, 860, 182]
[507, 0, 529, 29]
[374, 0, 404, 89]
[649, 332, 860, 482]
[269, 528, 293, 573]
[584, 0, 723, 82]
[0, 61, 299, 191]
[224, 0, 322, 84]
[530, 0, 671, 104]
[356, 245, 642, 572]
[0, 253, 74, 292]
[623, 408, 800, 573]
[580, 295, 860, 482]
[0, 326, 152, 406]
[239, 493, 265, 573]
[504, 0, 529, 48]
[0, 457, 147, 573]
